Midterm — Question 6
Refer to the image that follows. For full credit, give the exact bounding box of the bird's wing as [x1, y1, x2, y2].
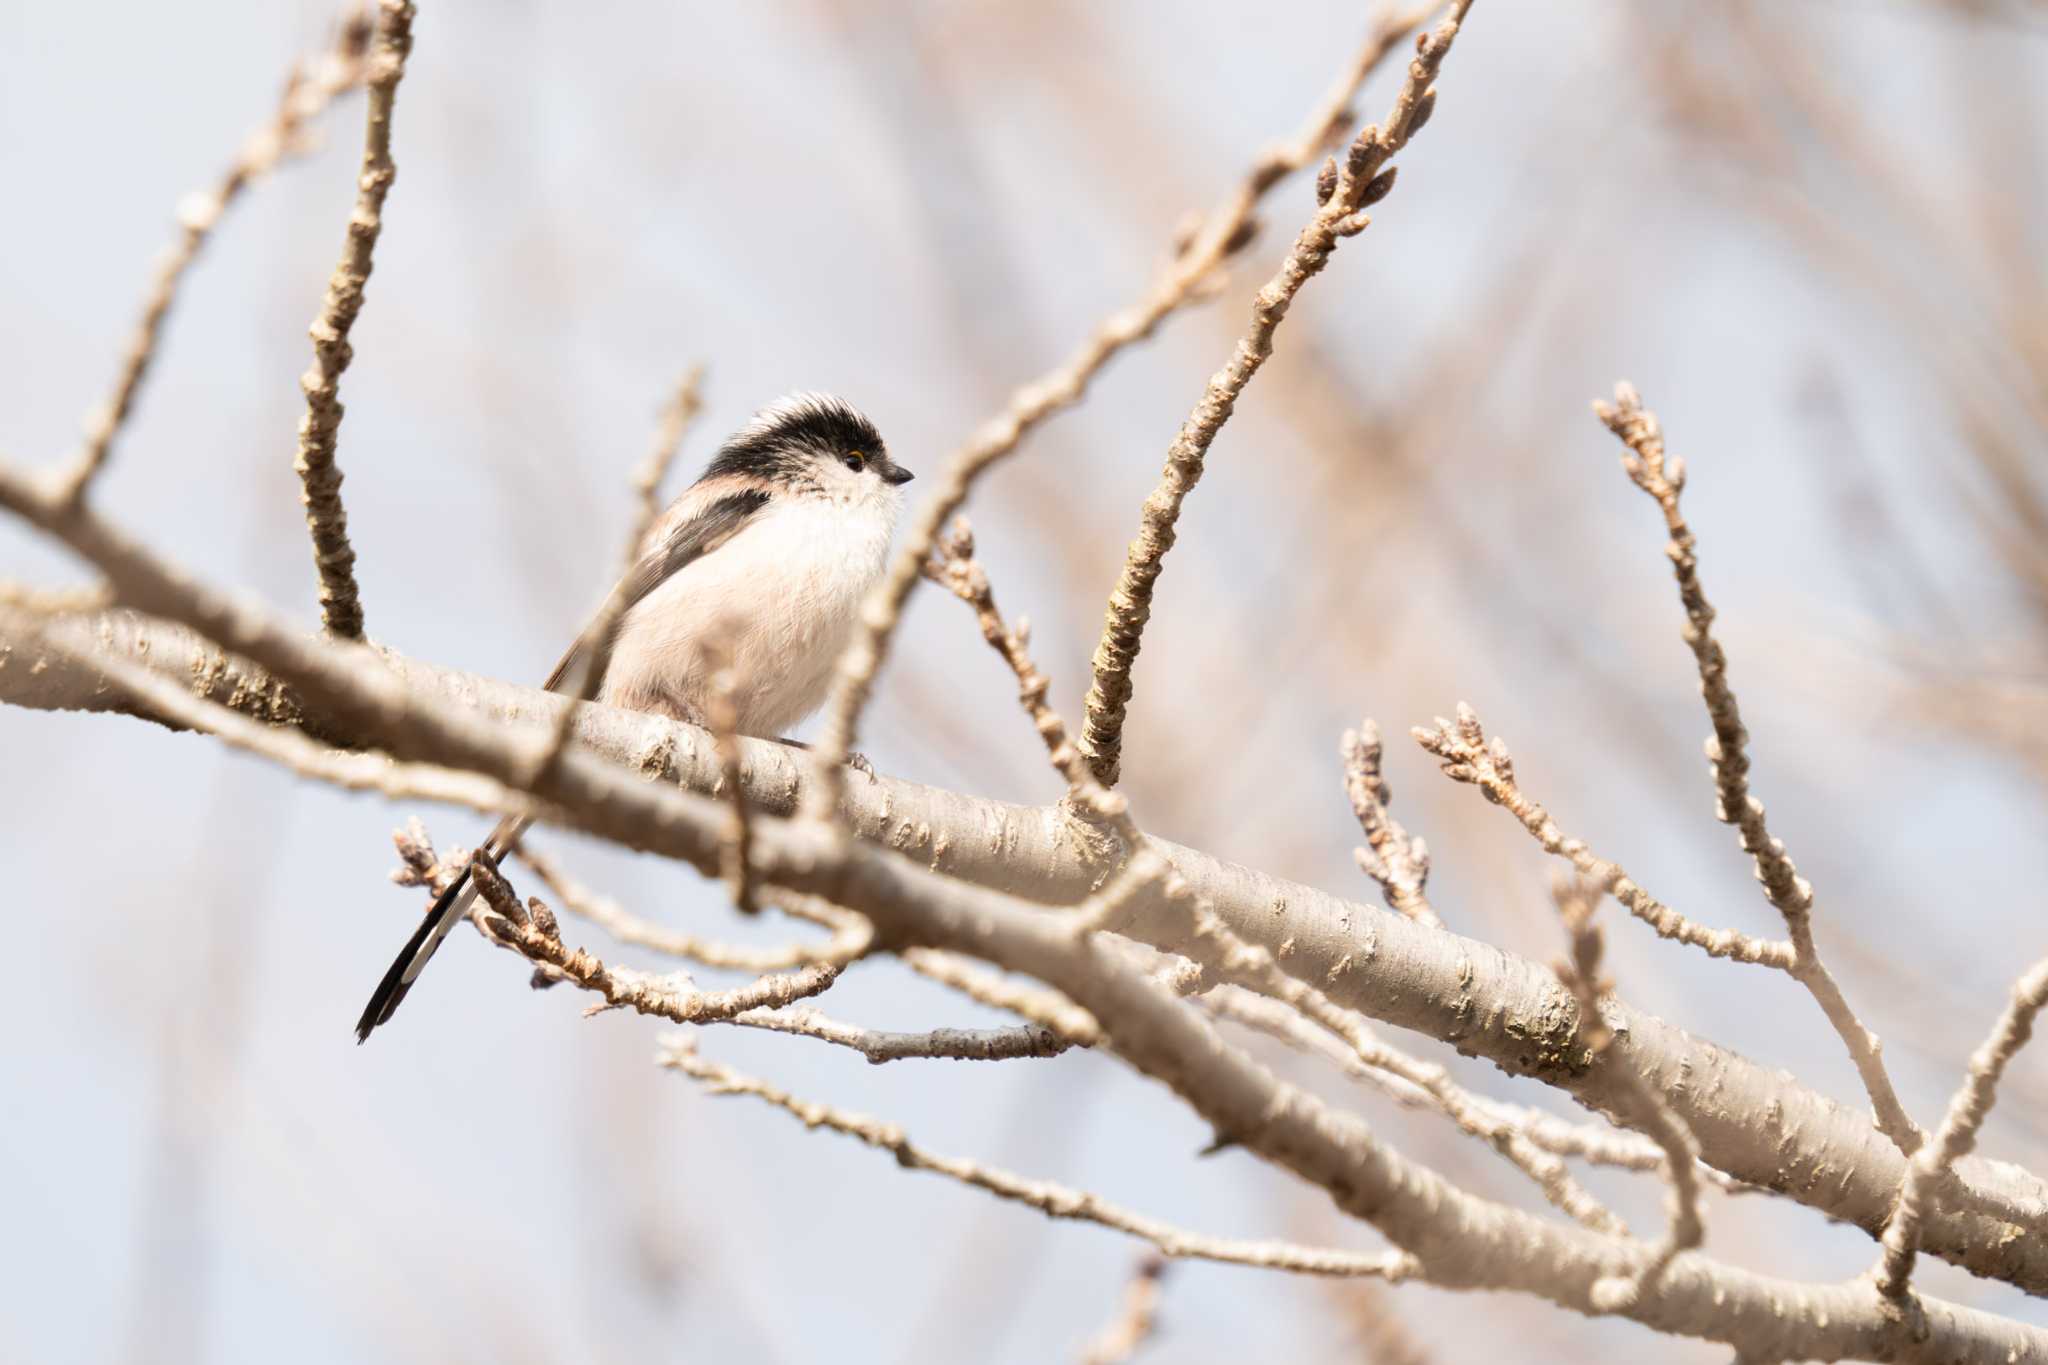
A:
[541, 484, 772, 694]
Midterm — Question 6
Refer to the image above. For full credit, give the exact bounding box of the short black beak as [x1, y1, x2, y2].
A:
[883, 464, 914, 486]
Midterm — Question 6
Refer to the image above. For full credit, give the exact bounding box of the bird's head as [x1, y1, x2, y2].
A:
[700, 393, 912, 511]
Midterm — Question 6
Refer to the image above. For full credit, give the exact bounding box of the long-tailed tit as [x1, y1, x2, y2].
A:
[355, 393, 912, 1042]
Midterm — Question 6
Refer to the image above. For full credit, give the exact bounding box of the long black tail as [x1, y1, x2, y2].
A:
[355, 865, 475, 1043]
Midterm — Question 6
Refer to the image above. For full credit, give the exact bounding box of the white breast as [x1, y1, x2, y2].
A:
[600, 495, 894, 736]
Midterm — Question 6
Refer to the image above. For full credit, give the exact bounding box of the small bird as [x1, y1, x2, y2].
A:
[355, 393, 912, 1042]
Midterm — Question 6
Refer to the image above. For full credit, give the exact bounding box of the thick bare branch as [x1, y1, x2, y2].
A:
[291, 0, 416, 640]
[1077, 3, 1474, 787]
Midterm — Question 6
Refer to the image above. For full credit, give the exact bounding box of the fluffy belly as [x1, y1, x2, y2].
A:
[600, 499, 887, 736]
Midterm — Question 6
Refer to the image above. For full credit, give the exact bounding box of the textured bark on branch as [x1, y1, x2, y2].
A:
[6, 604, 2045, 1298]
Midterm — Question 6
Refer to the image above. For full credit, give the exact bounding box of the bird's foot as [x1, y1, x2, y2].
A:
[774, 737, 875, 779]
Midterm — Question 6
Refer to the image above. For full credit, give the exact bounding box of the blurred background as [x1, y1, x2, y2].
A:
[4, 1, 2047, 1360]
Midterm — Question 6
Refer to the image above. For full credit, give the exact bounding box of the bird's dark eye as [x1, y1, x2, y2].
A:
[842, 451, 866, 473]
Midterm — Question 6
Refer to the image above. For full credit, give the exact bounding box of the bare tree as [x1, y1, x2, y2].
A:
[5, 2, 2046, 1361]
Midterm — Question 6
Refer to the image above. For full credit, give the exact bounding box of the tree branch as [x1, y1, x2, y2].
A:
[1594, 381, 1921, 1154]
[1875, 954, 2048, 1299]
[4, 466, 2047, 1356]
[801, 4, 1433, 817]
[1077, 2, 1473, 786]
[4, 594, 2044, 1297]
[57, 9, 375, 503]
[291, 0, 415, 640]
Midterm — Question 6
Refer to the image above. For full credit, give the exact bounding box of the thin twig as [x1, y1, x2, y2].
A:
[660, 1038, 1420, 1281]
[457, 855, 872, 1026]
[727, 1006, 1070, 1064]
[1414, 704, 1792, 965]
[291, 0, 415, 640]
[1552, 873, 1703, 1312]
[1592, 381, 1921, 1155]
[1874, 954, 2048, 1299]
[706, 639, 757, 913]
[902, 949, 1104, 1046]
[1078, 1256, 1168, 1365]
[532, 366, 707, 780]
[57, 9, 375, 502]
[1341, 719, 1441, 927]
[515, 840, 839, 972]
[925, 518, 1177, 933]
[1077, 2, 1475, 787]
[1198, 981, 1756, 1201]
[926, 518, 1129, 835]
[801, 5, 1433, 819]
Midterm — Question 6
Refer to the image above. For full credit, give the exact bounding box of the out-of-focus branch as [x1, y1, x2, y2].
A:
[1341, 720, 1441, 928]
[1593, 381, 1921, 1155]
[56, 9, 375, 502]
[291, 0, 416, 640]
[1875, 954, 2048, 1299]
[802, 4, 1432, 818]
[1322, 1280, 1434, 1365]
[1551, 874, 1702, 1310]
[5, 595, 2045, 1294]
[660, 1039, 1418, 1281]
[1078, 1256, 1168, 1365]
[1077, 3, 1474, 787]
[533, 367, 706, 779]
[0, 582, 111, 613]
